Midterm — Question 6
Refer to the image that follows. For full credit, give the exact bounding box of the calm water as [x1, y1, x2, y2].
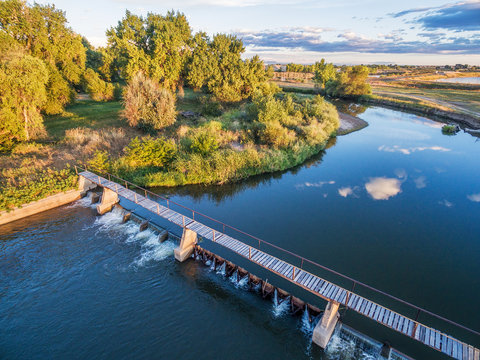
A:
[1, 107, 479, 359]
[435, 76, 480, 84]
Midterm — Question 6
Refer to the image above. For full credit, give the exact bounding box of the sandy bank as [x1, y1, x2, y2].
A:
[337, 112, 368, 135]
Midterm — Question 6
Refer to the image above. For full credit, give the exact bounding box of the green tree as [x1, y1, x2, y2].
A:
[123, 72, 176, 131]
[0, 0, 86, 114]
[313, 59, 336, 89]
[105, 10, 191, 89]
[82, 68, 115, 101]
[325, 65, 371, 98]
[0, 54, 49, 146]
[185, 32, 213, 90]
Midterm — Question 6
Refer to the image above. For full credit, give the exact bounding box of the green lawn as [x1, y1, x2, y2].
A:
[44, 100, 124, 139]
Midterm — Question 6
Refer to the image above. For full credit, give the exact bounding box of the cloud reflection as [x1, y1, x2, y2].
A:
[439, 199, 453, 207]
[296, 180, 335, 189]
[467, 193, 480, 202]
[365, 177, 402, 200]
[378, 145, 450, 155]
[338, 187, 353, 197]
[414, 176, 427, 189]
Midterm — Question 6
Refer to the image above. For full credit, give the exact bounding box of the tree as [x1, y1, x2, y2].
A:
[0, 0, 86, 114]
[325, 65, 371, 98]
[105, 10, 191, 89]
[123, 72, 176, 131]
[82, 68, 115, 101]
[185, 32, 213, 90]
[313, 59, 336, 89]
[0, 54, 49, 146]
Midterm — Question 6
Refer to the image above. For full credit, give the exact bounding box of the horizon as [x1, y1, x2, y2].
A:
[35, 0, 480, 66]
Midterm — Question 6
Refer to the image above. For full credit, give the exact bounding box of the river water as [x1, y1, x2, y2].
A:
[435, 77, 480, 84]
[1, 106, 479, 359]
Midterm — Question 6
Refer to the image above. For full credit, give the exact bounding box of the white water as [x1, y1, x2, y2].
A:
[271, 289, 290, 318]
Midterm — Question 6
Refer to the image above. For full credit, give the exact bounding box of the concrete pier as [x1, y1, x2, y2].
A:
[96, 187, 119, 215]
[174, 228, 197, 262]
[312, 301, 340, 349]
[78, 175, 96, 196]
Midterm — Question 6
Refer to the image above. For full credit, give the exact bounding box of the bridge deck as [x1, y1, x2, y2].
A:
[80, 171, 479, 360]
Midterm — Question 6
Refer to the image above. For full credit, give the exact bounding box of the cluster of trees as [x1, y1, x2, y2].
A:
[325, 65, 371, 98]
[0, 0, 86, 147]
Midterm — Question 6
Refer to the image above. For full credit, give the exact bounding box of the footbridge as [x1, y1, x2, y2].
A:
[77, 167, 479, 360]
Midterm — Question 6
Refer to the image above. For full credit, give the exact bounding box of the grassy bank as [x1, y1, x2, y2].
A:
[0, 88, 339, 197]
[91, 89, 339, 186]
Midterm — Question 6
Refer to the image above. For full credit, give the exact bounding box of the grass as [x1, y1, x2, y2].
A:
[44, 100, 124, 139]
[371, 85, 480, 115]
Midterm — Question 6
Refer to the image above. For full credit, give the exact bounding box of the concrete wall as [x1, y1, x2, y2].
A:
[0, 190, 82, 226]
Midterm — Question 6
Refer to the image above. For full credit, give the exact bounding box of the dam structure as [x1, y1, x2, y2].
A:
[77, 167, 479, 360]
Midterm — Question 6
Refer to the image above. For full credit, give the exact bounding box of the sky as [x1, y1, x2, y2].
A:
[36, 0, 480, 65]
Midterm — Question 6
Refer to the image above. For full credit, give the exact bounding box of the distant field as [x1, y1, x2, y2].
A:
[372, 85, 480, 117]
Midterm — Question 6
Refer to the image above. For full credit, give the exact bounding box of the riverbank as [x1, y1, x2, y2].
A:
[363, 95, 480, 129]
[0, 189, 82, 225]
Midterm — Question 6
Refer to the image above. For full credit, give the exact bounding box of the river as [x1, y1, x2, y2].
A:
[435, 77, 480, 84]
[1, 106, 479, 359]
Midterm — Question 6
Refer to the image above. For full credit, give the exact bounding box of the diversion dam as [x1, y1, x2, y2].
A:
[76, 167, 479, 360]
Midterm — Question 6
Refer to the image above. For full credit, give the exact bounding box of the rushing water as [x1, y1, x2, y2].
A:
[1, 107, 479, 359]
[435, 76, 480, 84]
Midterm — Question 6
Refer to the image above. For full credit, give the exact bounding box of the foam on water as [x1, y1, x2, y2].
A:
[324, 327, 380, 360]
[271, 291, 290, 318]
[68, 192, 97, 209]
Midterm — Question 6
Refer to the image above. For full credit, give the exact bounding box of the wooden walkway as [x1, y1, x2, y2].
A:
[80, 171, 479, 360]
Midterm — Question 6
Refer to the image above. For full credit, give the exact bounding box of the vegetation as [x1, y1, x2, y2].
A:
[313, 59, 336, 89]
[82, 68, 116, 101]
[0, 165, 77, 212]
[442, 125, 457, 134]
[325, 65, 371, 98]
[123, 72, 177, 131]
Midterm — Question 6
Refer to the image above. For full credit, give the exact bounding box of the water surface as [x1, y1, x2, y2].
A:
[435, 76, 480, 84]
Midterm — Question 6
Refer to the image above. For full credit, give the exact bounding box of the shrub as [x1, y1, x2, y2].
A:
[190, 132, 219, 155]
[88, 150, 111, 172]
[83, 68, 115, 101]
[258, 121, 296, 149]
[123, 72, 176, 131]
[44, 67, 74, 115]
[199, 95, 223, 116]
[123, 137, 176, 168]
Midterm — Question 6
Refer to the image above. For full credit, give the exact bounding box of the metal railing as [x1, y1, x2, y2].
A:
[75, 165, 480, 341]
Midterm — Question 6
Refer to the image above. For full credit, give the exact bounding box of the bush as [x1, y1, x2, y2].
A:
[83, 68, 115, 101]
[123, 72, 176, 131]
[199, 95, 223, 116]
[442, 124, 458, 134]
[123, 137, 176, 168]
[190, 132, 219, 155]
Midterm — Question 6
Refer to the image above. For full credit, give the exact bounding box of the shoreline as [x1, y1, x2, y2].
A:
[363, 97, 480, 129]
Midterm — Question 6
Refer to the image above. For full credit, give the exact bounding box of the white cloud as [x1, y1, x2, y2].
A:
[467, 193, 480, 202]
[414, 176, 427, 189]
[338, 187, 354, 197]
[365, 177, 402, 200]
[378, 145, 451, 155]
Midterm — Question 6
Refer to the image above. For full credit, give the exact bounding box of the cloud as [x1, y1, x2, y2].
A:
[393, 1, 480, 32]
[390, 6, 438, 18]
[378, 145, 451, 155]
[439, 199, 453, 207]
[365, 177, 402, 200]
[467, 193, 480, 202]
[338, 187, 353, 197]
[414, 176, 427, 189]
